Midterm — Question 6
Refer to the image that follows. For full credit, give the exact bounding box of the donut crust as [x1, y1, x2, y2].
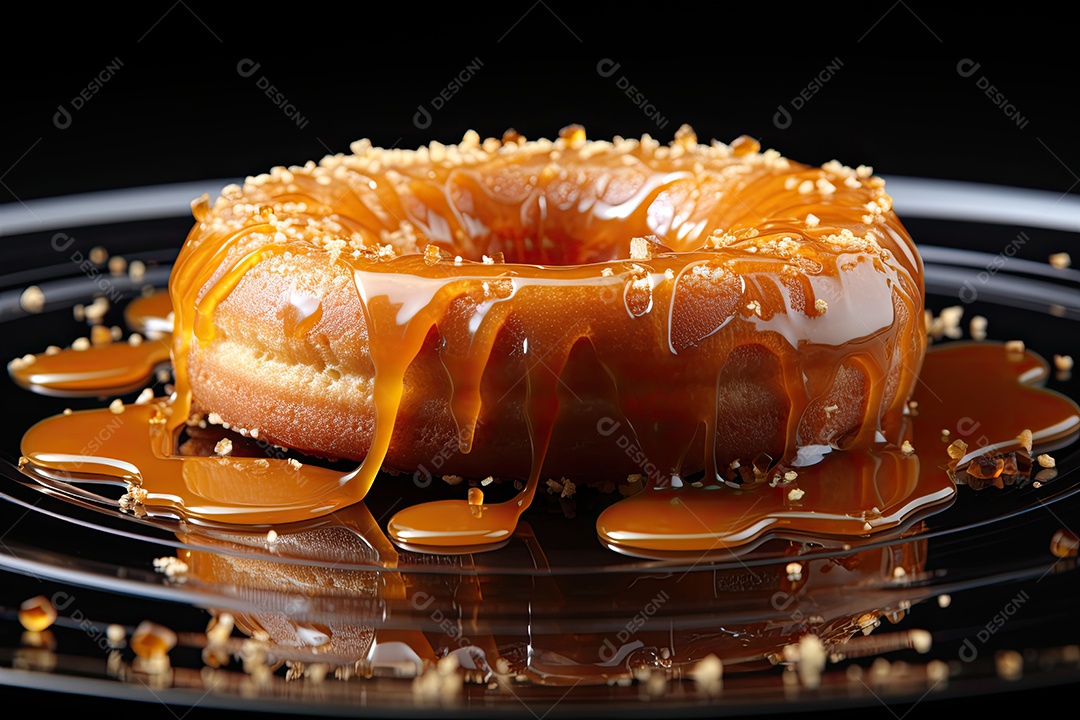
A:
[172, 127, 924, 485]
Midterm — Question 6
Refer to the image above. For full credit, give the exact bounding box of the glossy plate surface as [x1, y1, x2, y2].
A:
[0, 177, 1078, 716]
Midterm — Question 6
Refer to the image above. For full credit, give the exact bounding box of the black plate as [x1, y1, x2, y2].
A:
[1, 178, 1079, 717]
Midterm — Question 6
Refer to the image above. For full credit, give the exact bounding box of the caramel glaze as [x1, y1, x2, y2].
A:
[153, 127, 927, 547]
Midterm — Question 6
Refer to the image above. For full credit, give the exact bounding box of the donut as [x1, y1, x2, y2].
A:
[170, 125, 924, 500]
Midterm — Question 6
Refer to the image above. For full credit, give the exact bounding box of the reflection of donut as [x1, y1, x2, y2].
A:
[171, 125, 924, 486]
[178, 511, 930, 681]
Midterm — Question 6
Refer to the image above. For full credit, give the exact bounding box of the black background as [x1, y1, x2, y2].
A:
[3, 2, 1077, 203]
[2, 1, 1078, 717]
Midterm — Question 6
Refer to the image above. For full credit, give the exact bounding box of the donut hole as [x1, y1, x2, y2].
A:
[424, 165, 692, 266]
[463, 227, 678, 266]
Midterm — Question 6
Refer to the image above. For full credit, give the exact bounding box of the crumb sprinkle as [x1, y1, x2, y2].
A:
[629, 236, 652, 261]
[970, 315, 988, 341]
[947, 439, 969, 459]
[19, 286, 45, 313]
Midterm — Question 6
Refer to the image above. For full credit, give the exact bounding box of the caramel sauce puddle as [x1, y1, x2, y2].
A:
[596, 343, 1079, 554]
[8, 292, 173, 397]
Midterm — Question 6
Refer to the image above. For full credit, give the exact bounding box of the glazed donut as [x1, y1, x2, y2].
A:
[171, 125, 924, 489]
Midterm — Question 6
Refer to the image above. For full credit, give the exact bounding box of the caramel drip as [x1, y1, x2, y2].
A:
[166, 227, 920, 546]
